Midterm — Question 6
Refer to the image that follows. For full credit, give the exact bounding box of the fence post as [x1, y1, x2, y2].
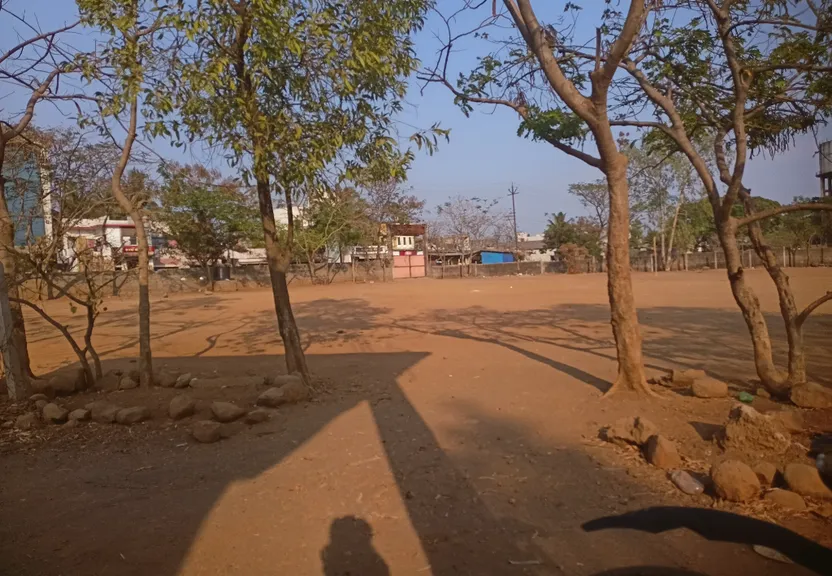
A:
[747, 249, 752, 269]
[683, 252, 688, 271]
[782, 246, 787, 267]
[540, 259, 545, 274]
[713, 251, 718, 269]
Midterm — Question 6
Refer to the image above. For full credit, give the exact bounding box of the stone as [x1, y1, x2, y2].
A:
[118, 376, 139, 390]
[601, 416, 659, 447]
[671, 369, 706, 386]
[42, 403, 68, 424]
[157, 372, 178, 388]
[711, 460, 761, 502]
[86, 401, 121, 423]
[753, 545, 795, 565]
[33, 368, 86, 396]
[816, 503, 832, 519]
[273, 374, 304, 388]
[790, 383, 832, 409]
[753, 462, 778, 486]
[168, 395, 196, 420]
[128, 369, 141, 383]
[645, 435, 682, 469]
[35, 399, 47, 410]
[819, 453, 831, 480]
[174, 373, 193, 389]
[783, 463, 832, 499]
[764, 489, 807, 511]
[192, 420, 222, 443]
[2, 420, 13, 429]
[69, 409, 90, 422]
[256, 380, 310, 408]
[670, 470, 704, 495]
[210, 401, 246, 423]
[756, 387, 771, 399]
[244, 408, 271, 425]
[722, 404, 790, 455]
[692, 377, 729, 399]
[15, 412, 42, 430]
[771, 410, 804, 434]
[115, 406, 151, 425]
[97, 371, 121, 390]
[29, 393, 48, 402]
[63, 418, 79, 430]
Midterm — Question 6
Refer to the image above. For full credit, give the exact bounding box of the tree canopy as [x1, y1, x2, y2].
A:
[155, 164, 261, 273]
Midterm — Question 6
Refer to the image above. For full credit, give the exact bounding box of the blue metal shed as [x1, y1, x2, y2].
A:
[480, 251, 515, 264]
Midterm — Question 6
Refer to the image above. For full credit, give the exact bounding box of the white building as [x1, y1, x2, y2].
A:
[60, 217, 163, 271]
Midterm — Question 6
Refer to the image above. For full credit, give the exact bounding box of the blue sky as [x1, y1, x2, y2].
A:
[3, 0, 830, 234]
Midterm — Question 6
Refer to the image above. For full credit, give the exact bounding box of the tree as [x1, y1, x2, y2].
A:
[627, 144, 697, 271]
[0, 7, 81, 398]
[4, 127, 124, 386]
[435, 195, 509, 262]
[615, 2, 832, 396]
[543, 212, 576, 251]
[77, 0, 179, 387]
[421, 1, 655, 395]
[168, 0, 432, 383]
[543, 212, 601, 258]
[568, 180, 608, 234]
[156, 164, 260, 287]
[294, 186, 367, 282]
[422, 1, 832, 397]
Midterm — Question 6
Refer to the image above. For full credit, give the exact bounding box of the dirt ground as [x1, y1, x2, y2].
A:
[1, 268, 831, 576]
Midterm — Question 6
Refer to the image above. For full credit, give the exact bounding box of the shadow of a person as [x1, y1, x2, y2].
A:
[321, 516, 390, 576]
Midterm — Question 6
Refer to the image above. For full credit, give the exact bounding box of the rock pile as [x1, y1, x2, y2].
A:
[720, 404, 790, 456]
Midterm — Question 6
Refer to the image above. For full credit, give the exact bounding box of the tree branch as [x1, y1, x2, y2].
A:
[736, 203, 832, 227]
[0, 20, 79, 66]
[796, 291, 832, 328]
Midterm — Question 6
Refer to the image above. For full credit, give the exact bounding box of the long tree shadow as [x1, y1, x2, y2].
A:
[9, 293, 829, 575]
[394, 303, 832, 389]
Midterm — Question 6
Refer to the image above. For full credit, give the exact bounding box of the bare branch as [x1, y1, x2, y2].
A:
[796, 291, 832, 328]
[736, 203, 832, 227]
[0, 20, 79, 66]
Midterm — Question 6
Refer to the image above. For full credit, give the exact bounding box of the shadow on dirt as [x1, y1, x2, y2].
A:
[321, 516, 390, 576]
[583, 506, 832, 575]
[393, 303, 832, 389]
[1, 352, 822, 575]
[8, 296, 830, 575]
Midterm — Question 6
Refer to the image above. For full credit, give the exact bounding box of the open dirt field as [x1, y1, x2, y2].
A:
[2, 269, 831, 576]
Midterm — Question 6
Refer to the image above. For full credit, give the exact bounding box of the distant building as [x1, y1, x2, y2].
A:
[60, 217, 159, 271]
[2, 141, 53, 246]
[517, 232, 544, 243]
[517, 239, 556, 262]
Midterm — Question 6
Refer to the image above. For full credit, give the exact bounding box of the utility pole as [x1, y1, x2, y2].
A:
[508, 183, 519, 252]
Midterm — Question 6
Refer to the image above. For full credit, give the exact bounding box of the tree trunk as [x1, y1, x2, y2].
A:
[740, 191, 806, 386]
[84, 305, 103, 380]
[306, 256, 316, 284]
[134, 216, 153, 386]
[665, 190, 684, 272]
[109, 96, 152, 387]
[716, 217, 789, 396]
[0, 161, 33, 388]
[255, 176, 309, 381]
[12, 297, 94, 389]
[601, 152, 650, 395]
[204, 262, 214, 292]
